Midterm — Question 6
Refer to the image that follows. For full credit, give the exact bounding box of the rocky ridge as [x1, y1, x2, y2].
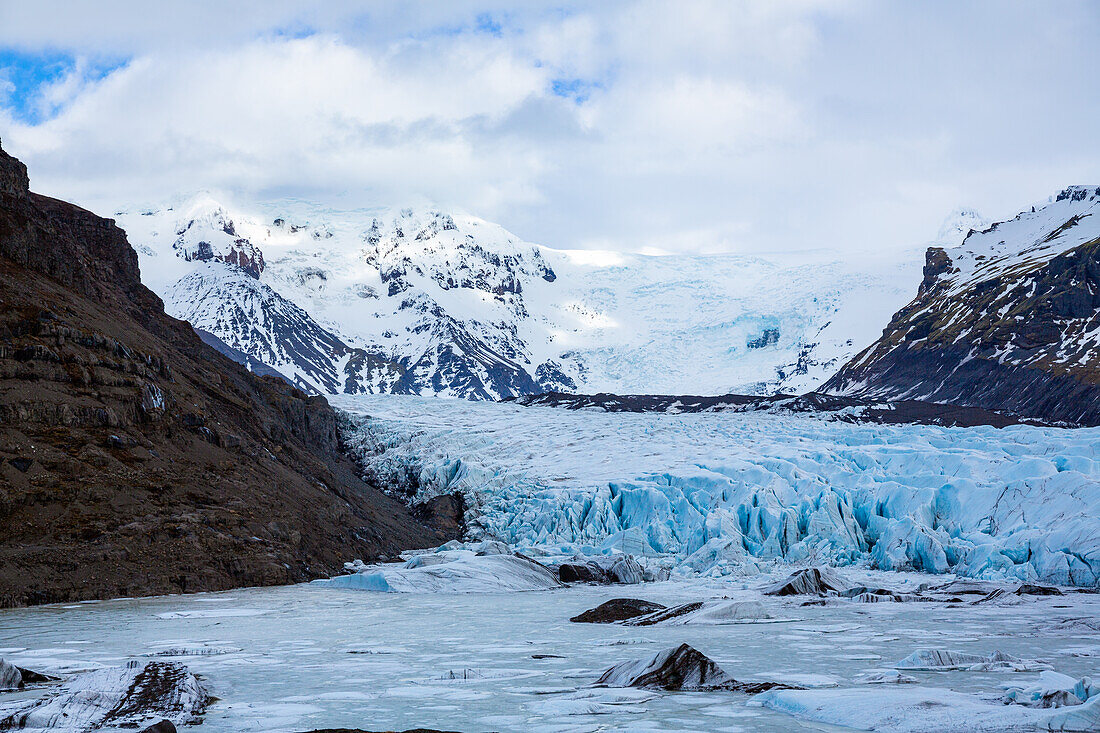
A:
[0, 140, 444, 606]
[824, 186, 1100, 425]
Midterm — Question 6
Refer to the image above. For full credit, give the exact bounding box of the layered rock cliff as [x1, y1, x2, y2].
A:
[0, 141, 444, 606]
[824, 186, 1100, 426]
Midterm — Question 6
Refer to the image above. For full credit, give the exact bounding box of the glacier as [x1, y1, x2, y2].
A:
[333, 394, 1100, 587]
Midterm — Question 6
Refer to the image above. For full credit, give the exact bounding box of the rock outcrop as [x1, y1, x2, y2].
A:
[825, 186, 1100, 426]
[0, 140, 444, 606]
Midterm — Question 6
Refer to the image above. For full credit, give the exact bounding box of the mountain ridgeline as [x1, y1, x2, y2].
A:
[117, 178, 1100, 425]
[119, 198, 917, 400]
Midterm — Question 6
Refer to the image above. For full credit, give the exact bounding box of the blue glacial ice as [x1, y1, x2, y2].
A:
[331, 395, 1100, 587]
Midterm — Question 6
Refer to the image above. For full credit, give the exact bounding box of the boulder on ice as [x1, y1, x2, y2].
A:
[570, 598, 667, 624]
[597, 643, 788, 693]
[558, 561, 610, 584]
[140, 722, 177, 733]
[622, 602, 704, 626]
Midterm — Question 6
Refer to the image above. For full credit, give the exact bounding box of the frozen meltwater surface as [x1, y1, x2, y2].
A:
[2, 578, 1099, 732]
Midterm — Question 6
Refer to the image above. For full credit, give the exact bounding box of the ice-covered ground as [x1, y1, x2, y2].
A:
[333, 394, 1100, 587]
[1, 575, 1098, 732]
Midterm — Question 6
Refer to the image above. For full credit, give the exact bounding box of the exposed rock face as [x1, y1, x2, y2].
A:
[0, 145, 29, 196]
[558, 561, 610, 584]
[411, 493, 466, 538]
[0, 140, 444, 606]
[558, 555, 644, 585]
[570, 598, 667, 624]
[825, 186, 1100, 426]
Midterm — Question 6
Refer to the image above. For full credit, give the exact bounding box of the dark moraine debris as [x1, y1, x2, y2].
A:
[1016, 584, 1064, 596]
[597, 643, 793, 693]
[570, 598, 668, 624]
[919, 578, 1004, 596]
[507, 391, 1038, 427]
[972, 588, 1012, 605]
[838, 586, 923, 603]
[765, 568, 847, 596]
[622, 601, 704, 626]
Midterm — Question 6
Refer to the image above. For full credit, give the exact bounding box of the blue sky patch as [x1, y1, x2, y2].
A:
[475, 13, 503, 37]
[0, 49, 126, 124]
[550, 77, 602, 104]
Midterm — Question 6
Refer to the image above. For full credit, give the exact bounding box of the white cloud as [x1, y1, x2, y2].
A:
[1, 1, 1098, 257]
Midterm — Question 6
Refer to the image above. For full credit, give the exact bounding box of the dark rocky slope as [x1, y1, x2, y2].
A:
[0, 141, 444, 607]
[824, 186, 1100, 426]
[508, 390, 1035, 427]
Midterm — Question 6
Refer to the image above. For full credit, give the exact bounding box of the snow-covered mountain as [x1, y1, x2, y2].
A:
[826, 186, 1100, 425]
[120, 196, 924, 399]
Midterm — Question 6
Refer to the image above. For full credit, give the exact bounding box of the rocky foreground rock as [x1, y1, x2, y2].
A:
[569, 598, 667, 623]
[0, 661, 207, 730]
[0, 140, 445, 606]
[597, 643, 791, 693]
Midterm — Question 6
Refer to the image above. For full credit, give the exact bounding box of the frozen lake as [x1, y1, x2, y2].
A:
[2, 573, 1098, 732]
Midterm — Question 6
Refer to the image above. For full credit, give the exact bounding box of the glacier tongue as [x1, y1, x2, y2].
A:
[334, 394, 1100, 587]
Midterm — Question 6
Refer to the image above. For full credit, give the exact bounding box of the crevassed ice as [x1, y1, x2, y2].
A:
[333, 395, 1100, 587]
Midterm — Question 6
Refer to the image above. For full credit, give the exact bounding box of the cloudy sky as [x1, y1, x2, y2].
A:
[1, 1, 1097, 255]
